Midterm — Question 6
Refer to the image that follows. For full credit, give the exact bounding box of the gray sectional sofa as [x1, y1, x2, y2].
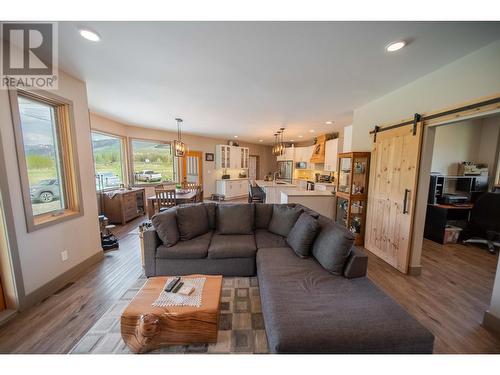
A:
[143, 202, 434, 353]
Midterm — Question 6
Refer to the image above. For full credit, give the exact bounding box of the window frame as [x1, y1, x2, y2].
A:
[91, 130, 127, 191]
[9, 89, 83, 232]
[129, 137, 178, 187]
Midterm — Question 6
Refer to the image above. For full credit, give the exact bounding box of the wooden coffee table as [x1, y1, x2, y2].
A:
[121, 275, 222, 353]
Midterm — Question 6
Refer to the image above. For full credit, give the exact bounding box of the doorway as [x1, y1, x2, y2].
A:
[181, 151, 203, 186]
[249, 155, 260, 181]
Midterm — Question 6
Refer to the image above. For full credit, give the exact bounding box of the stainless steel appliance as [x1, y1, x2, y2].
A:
[277, 161, 293, 183]
[295, 161, 307, 169]
[306, 181, 315, 190]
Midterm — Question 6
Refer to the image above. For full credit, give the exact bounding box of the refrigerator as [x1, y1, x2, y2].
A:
[277, 161, 293, 183]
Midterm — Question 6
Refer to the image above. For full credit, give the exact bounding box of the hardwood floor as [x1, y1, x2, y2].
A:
[0, 215, 146, 354]
[0, 216, 499, 353]
[366, 239, 500, 353]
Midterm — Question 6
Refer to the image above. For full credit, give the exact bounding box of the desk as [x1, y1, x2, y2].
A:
[147, 191, 197, 218]
[102, 188, 146, 225]
[424, 203, 473, 244]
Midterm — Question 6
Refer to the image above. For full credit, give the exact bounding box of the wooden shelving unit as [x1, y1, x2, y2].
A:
[334, 152, 370, 246]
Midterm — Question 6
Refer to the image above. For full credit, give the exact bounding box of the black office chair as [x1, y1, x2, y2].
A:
[462, 192, 500, 254]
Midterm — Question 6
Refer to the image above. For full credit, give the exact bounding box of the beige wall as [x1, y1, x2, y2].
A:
[0, 72, 102, 297]
[89, 114, 276, 198]
[350, 40, 500, 152]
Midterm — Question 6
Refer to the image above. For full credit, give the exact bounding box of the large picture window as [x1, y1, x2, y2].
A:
[130, 139, 175, 185]
[91, 132, 125, 190]
[10, 90, 82, 231]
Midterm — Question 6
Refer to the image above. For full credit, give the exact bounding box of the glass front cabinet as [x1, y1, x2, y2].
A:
[334, 152, 370, 246]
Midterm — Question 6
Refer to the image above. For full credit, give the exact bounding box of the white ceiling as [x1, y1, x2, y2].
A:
[58, 21, 500, 145]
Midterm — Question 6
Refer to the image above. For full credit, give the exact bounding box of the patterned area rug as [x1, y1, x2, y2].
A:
[70, 276, 269, 354]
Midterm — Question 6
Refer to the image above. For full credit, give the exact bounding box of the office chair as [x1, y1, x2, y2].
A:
[462, 192, 500, 254]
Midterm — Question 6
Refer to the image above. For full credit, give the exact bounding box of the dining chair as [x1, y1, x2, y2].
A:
[155, 188, 176, 212]
[182, 182, 202, 203]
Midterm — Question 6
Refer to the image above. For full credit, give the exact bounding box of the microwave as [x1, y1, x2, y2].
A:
[295, 162, 307, 169]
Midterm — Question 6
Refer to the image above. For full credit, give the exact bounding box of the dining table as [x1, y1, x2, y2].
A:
[147, 190, 198, 218]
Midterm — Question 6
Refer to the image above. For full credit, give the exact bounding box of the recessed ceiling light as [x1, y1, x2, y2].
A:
[234, 135, 238, 138]
[259, 139, 263, 142]
[290, 139, 295, 142]
[386, 40, 406, 52]
[79, 28, 101, 42]
[298, 135, 303, 138]
[325, 121, 333, 125]
[309, 129, 315, 133]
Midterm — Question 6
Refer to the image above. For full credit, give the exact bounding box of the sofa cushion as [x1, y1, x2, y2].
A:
[208, 234, 257, 259]
[217, 204, 254, 234]
[268, 205, 303, 237]
[312, 220, 355, 275]
[255, 229, 287, 249]
[205, 202, 217, 229]
[151, 208, 179, 247]
[255, 203, 273, 229]
[156, 231, 212, 259]
[286, 213, 320, 258]
[176, 203, 210, 240]
[256, 247, 434, 353]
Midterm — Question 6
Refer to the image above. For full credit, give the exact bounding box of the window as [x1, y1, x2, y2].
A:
[10, 90, 82, 231]
[91, 132, 125, 190]
[130, 139, 175, 185]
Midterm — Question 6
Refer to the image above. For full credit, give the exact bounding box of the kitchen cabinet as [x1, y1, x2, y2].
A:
[324, 138, 338, 172]
[315, 183, 336, 192]
[293, 179, 308, 191]
[277, 146, 295, 161]
[294, 146, 314, 169]
[215, 179, 249, 199]
[216, 145, 249, 169]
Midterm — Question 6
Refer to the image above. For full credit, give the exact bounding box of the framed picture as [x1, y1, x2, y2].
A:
[205, 153, 214, 161]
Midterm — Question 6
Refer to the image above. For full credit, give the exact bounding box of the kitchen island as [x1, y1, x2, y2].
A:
[280, 189, 336, 219]
[254, 180, 297, 204]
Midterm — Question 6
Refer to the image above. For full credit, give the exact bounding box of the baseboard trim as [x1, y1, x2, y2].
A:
[19, 251, 104, 311]
[483, 310, 500, 334]
[408, 265, 422, 276]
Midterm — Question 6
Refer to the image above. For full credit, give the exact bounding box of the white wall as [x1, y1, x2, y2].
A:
[90, 114, 276, 198]
[0, 72, 101, 296]
[430, 119, 482, 175]
[477, 116, 500, 183]
[351, 40, 500, 151]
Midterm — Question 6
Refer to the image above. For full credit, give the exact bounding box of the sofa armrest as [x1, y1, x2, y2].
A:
[343, 247, 368, 279]
[143, 227, 161, 277]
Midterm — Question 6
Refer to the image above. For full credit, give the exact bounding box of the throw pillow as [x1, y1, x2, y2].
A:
[254, 203, 273, 229]
[151, 208, 179, 247]
[205, 202, 217, 229]
[217, 204, 254, 234]
[286, 213, 320, 258]
[176, 203, 210, 240]
[312, 221, 355, 275]
[268, 204, 303, 237]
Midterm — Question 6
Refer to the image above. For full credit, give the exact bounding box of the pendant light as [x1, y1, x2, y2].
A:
[279, 127, 285, 156]
[174, 117, 186, 157]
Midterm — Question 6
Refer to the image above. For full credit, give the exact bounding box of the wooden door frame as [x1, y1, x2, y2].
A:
[249, 154, 260, 180]
[181, 151, 203, 187]
[368, 93, 500, 275]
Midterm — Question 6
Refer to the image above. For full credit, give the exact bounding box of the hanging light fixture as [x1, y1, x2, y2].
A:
[272, 132, 279, 156]
[279, 127, 285, 156]
[174, 117, 186, 157]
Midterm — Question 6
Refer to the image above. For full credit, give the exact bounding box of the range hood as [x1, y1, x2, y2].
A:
[310, 134, 326, 163]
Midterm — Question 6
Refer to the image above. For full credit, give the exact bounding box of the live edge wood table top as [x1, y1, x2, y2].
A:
[120, 275, 223, 353]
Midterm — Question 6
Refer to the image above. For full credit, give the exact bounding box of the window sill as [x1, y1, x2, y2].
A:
[30, 209, 83, 232]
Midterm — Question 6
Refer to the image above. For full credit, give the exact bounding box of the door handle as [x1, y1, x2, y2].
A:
[403, 189, 410, 214]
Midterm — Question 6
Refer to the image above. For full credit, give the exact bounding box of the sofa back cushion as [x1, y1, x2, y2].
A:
[151, 208, 179, 247]
[217, 204, 254, 234]
[268, 205, 303, 237]
[205, 202, 217, 229]
[176, 203, 210, 240]
[286, 213, 320, 258]
[255, 203, 273, 229]
[312, 219, 355, 275]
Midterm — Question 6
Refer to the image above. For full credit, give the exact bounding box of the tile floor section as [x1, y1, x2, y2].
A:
[70, 277, 269, 354]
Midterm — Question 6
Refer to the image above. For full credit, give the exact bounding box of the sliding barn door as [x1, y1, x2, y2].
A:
[365, 120, 423, 273]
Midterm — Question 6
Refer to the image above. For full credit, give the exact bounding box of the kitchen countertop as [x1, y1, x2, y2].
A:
[216, 178, 249, 181]
[281, 189, 335, 197]
[314, 182, 335, 186]
[255, 180, 297, 188]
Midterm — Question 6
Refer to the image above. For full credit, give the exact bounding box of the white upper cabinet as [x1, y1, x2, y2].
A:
[216, 145, 249, 169]
[277, 146, 295, 161]
[324, 139, 338, 172]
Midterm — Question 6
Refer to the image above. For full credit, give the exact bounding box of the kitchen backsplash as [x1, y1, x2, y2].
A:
[215, 168, 249, 179]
